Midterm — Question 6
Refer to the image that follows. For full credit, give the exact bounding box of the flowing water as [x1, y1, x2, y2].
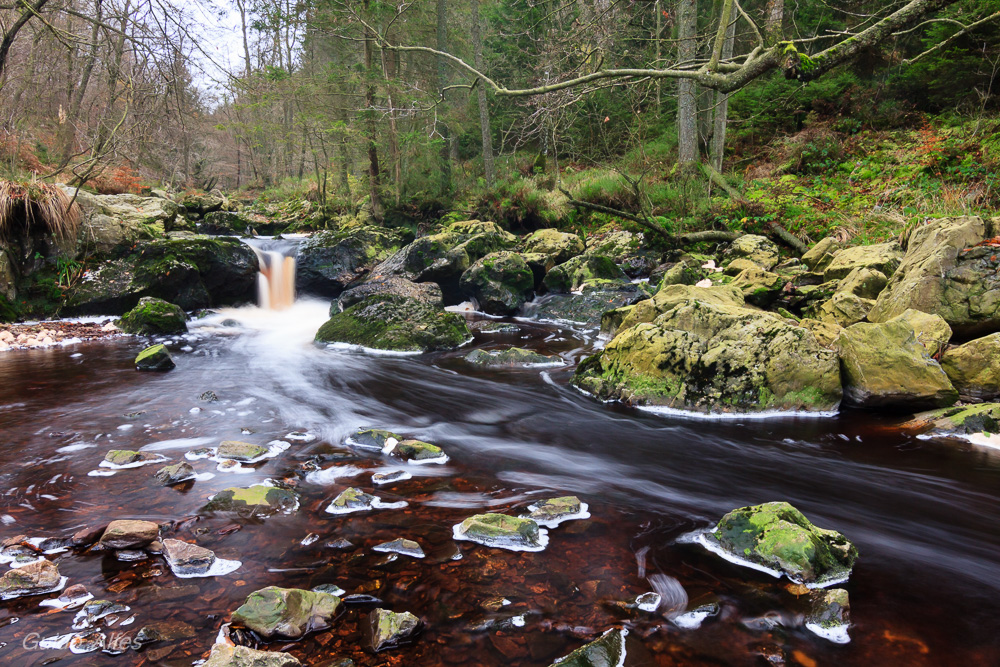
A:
[0, 293, 999, 665]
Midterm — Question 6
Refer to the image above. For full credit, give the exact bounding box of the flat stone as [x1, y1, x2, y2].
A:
[99, 520, 160, 549]
[217, 441, 268, 462]
[203, 643, 302, 667]
[232, 586, 341, 639]
[0, 559, 61, 598]
[103, 450, 160, 466]
[454, 513, 547, 552]
[204, 485, 299, 517]
[161, 539, 216, 576]
[153, 462, 196, 486]
[372, 539, 425, 559]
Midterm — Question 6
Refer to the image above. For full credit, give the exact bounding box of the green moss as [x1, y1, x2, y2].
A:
[118, 297, 187, 334]
[315, 294, 470, 353]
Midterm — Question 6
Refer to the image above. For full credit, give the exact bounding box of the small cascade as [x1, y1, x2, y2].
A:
[242, 237, 303, 310]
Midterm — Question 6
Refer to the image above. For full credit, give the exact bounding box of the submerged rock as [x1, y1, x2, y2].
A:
[315, 294, 471, 353]
[575, 284, 842, 414]
[520, 281, 651, 327]
[135, 344, 174, 371]
[217, 441, 268, 462]
[806, 588, 851, 644]
[99, 520, 160, 549]
[325, 487, 404, 514]
[0, 559, 61, 598]
[905, 403, 1000, 448]
[549, 628, 628, 667]
[347, 428, 402, 451]
[161, 539, 216, 576]
[368, 608, 421, 652]
[835, 320, 957, 409]
[941, 333, 1000, 401]
[203, 643, 302, 667]
[464, 347, 563, 368]
[702, 501, 857, 586]
[459, 251, 534, 315]
[117, 297, 188, 335]
[232, 586, 342, 639]
[453, 513, 547, 552]
[153, 462, 196, 486]
[204, 485, 299, 516]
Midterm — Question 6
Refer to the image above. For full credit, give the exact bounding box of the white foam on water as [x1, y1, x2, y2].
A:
[372, 469, 412, 485]
[510, 615, 526, 627]
[635, 592, 661, 612]
[324, 342, 425, 357]
[56, 443, 95, 453]
[301, 534, 319, 546]
[406, 453, 450, 465]
[120, 615, 135, 626]
[6, 556, 46, 568]
[193, 472, 216, 482]
[39, 633, 75, 649]
[452, 523, 550, 553]
[87, 470, 116, 477]
[638, 405, 839, 421]
[305, 465, 365, 486]
[324, 497, 408, 515]
[40, 592, 94, 610]
[806, 622, 851, 644]
[380, 437, 399, 454]
[169, 557, 242, 579]
[673, 609, 712, 629]
[116, 425, 133, 431]
[70, 353, 83, 358]
[140, 436, 216, 452]
[190, 407, 202, 414]
[285, 431, 316, 442]
[1, 515, 14, 524]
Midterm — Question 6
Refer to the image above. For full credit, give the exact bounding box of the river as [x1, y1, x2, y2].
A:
[0, 298, 997, 665]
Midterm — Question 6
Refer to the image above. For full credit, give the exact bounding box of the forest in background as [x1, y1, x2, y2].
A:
[1, 0, 999, 244]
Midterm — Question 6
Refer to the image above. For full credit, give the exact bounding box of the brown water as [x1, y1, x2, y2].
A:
[0, 299, 998, 666]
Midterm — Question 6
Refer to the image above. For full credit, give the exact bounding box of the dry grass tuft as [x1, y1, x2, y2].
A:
[0, 180, 81, 239]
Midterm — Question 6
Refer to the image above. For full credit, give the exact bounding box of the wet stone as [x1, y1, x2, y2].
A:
[372, 470, 411, 485]
[368, 608, 422, 652]
[325, 487, 401, 514]
[347, 428, 402, 451]
[231, 586, 342, 639]
[373, 538, 425, 559]
[99, 520, 160, 550]
[525, 496, 589, 527]
[549, 628, 628, 667]
[453, 513, 548, 552]
[392, 439, 447, 463]
[203, 643, 302, 667]
[103, 450, 161, 467]
[161, 538, 216, 576]
[326, 538, 354, 550]
[217, 440, 268, 462]
[116, 549, 147, 561]
[134, 344, 174, 371]
[199, 390, 218, 402]
[69, 631, 106, 654]
[806, 588, 851, 644]
[153, 462, 196, 486]
[0, 559, 61, 598]
[74, 599, 130, 629]
[204, 484, 299, 517]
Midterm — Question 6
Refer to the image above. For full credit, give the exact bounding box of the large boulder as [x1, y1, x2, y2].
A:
[801, 237, 841, 273]
[61, 186, 176, 255]
[812, 292, 875, 328]
[574, 285, 842, 414]
[371, 220, 517, 301]
[703, 501, 857, 586]
[730, 266, 784, 308]
[316, 294, 471, 353]
[180, 190, 227, 216]
[585, 229, 661, 277]
[66, 237, 258, 314]
[0, 559, 61, 598]
[297, 226, 410, 297]
[837, 267, 888, 299]
[117, 297, 187, 334]
[835, 320, 957, 409]
[941, 333, 1000, 401]
[231, 586, 341, 639]
[722, 234, 780, 271]
[337, 275, 442, 311]
[459, 251, 534, 315]
[524, 228, 585, 265]
[542, 254, 628, 293]
[888, 309, 952, 357]
[519, 281, 651, 328]
[823, 242, 903, 281]
[905, 403, 1000, 448]
[199, 210, 251, 235]
[868, 216, 1000, 337]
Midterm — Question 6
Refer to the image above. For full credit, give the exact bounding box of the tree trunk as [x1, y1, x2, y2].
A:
[764, 0, 784, 43]
[471, 0, 495, 186]
[363, 3, 383, 220]
[0, 0, 50, 84]
[676, 0, 698, 165]
[710, 12, 736, 171]
[436, 0, 452, 195]
[61, 0, 104, 165]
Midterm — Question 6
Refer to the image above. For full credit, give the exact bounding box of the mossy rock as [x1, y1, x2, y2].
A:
[722, 235, 780, 271]
[217, 441, 268, 462]
[812, 292, 875, 328]
[708, 501, 857, 585]
[337, 276, 442, 311]
[574, 287, 842, 414]
[103, 450, 160, 466]
[542, 254, 627, 293]
[204, 485, 298, 516]
[465, 347, 562, 368]
[153, 462, 195, 486]
[393, 439, 446, 462]
[547, 628, 627, 667]
[906, 403, 1000, 438]
[135, 344, 174, 371]
[887, 309, 951, 357]
[117, 297, 188, 334]
[523, 281, 651, 328]
[823, 241, 903, 282]
[585, 229, 661, 278]
[202, 644, 301, 667]
[459, 251, 534, 316]
[941, 333, 1000, 401]
[231, 586, 341, 639]
[328, 487, 377, 512]
[315, 294, 471, 353]
[835, 320, 957, 409]
[369, 608, 422, 652]
[298, 226, 411, 297]
[348, 428, 403, 451]
[802, 237, 841, 273]
[837, 267, 887, 300]
[200, 210, 252, 235]
[455, 513, 543, 550]
[523, 228, 585, 265]
[730, 267, 784, 308]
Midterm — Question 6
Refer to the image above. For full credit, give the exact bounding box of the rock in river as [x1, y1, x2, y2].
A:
[904, 403, 1000, 449]
[204, 484, 299, 517]
[369, 608, 422, 652]
[941, 333, 1000, 401]
[232, 586, 342, 639]
[153, 462, 196, 486]
[453, 513, 548, 552]
[99, 520, 160, 550]
[389, 439, 448, 464]
[217, 441, 269, 462]
[699, 501, 857, 586]
[465, 347, 563, 368]
[135, 344, 174, 371]
[459, 251, 535, 315]
[549, 628, 629, 667]
[806, 588, 851, 644]
[203, 644, 301, 667]
[102, 450, 163, 467]
[325, 487, 406, 514]
[525, 496, 590, 528]
[0, 559, 62, 599]
[117, 297, 188, 335]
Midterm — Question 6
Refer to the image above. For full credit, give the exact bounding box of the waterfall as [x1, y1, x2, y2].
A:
[242, 237, 301, 310]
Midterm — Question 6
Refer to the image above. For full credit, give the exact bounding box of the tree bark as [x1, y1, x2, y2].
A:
[436, 0, 452, 195]
[471, 0, 494, 187]
[710, 12, 736, 171]
[676, 0, 697, 165]
[362, 0, 383, 221]
[0, 0, 50, 84]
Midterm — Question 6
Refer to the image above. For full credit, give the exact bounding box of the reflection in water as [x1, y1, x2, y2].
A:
[0, 299, 997, 664]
